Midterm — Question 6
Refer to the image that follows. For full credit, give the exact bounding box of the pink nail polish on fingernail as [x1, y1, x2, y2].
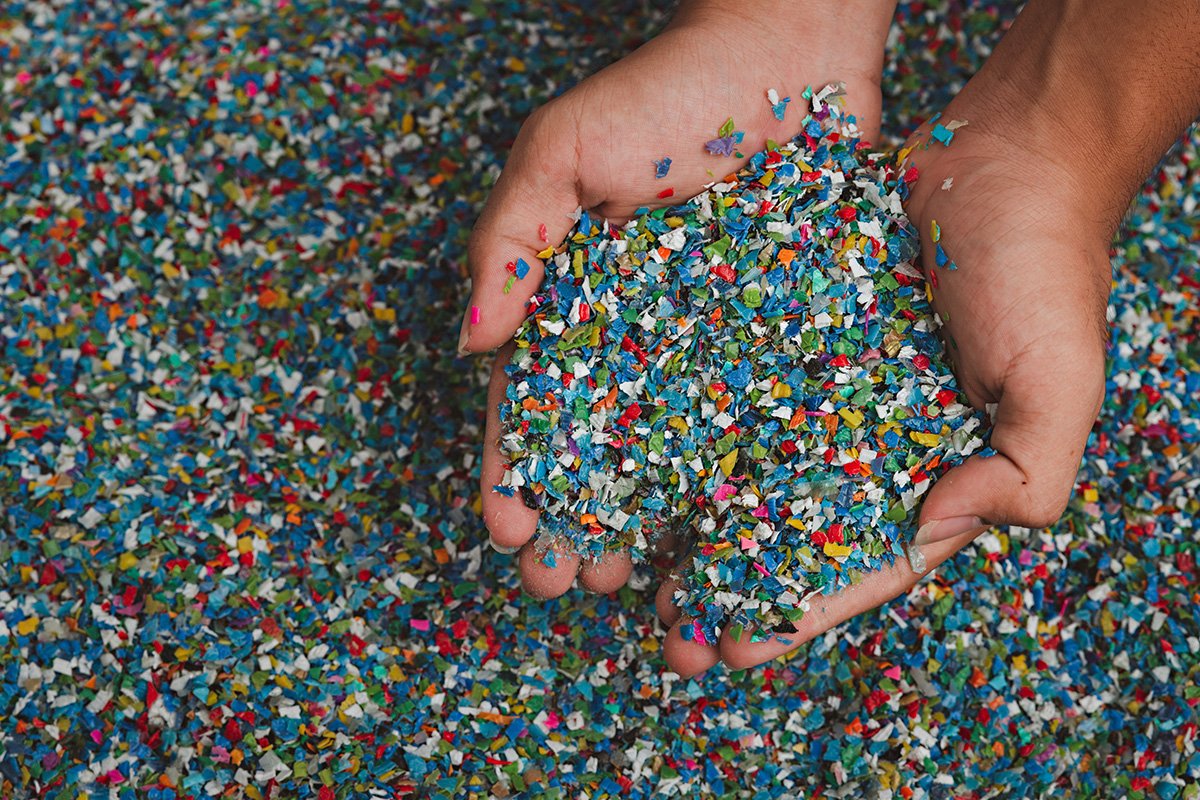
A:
[470, 305, 481, 325]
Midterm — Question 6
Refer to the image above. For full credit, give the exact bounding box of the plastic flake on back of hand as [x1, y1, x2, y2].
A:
[498, 86, 992, 640]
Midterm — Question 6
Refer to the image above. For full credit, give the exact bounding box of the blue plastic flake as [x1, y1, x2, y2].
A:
[931, 123, 954, 144]
[654, 157, 673, 178]
[772, 98, 791, 121]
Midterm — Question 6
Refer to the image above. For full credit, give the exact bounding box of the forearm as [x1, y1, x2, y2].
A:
[954, 0, 1200, 230]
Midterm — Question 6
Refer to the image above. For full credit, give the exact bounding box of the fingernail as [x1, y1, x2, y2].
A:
[905, 543, 927, 573]
[456, 302, 478, 357]
[913, 515, 983, 547]
[488, 534, 519, 555]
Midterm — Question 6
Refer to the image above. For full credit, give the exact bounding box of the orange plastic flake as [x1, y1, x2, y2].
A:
[593, 386, 618, 412]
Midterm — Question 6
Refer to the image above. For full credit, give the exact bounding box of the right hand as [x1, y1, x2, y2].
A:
[463, 0, 896, 618]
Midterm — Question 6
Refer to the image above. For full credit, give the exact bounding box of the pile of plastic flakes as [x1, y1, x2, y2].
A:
[498, 88, 992, 644]
[1, 0, 1199, 799]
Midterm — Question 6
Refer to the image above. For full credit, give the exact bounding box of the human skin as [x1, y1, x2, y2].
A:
[685, 0, 1200, 675]
[461, 0, 898, 601]
[464, 0, 1200, 678]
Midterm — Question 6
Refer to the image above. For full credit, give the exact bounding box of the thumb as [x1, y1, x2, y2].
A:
[916, 344, 1105, 544]
[459, 107, 584, 356]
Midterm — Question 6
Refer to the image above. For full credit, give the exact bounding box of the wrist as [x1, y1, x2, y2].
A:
[947, 0, 1200, 232]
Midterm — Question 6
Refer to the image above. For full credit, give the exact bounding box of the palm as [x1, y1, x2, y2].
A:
[548, 25, 882, 222]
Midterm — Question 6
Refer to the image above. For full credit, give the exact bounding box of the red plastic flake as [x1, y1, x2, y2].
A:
[712, 264, 736, 282]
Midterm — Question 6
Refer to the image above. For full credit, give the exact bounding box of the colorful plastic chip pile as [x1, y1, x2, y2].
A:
[498, 90, 992, 641]
[0, 0, 1198, 798]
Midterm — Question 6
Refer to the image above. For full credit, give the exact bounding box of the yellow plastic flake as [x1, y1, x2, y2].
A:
[910, 431, 942, 447]
[823, 542, 851, 558]
[771, 382, 792, 399]
[930, 219, 941, 242]
[1083, 488, 1099, 502]
[16, 617, 38, 636]
[118, 552, 139, 571]
[536, 246, 554, 259]
[718, 450, 738, 478]
[837, 408, 864, 428]
[373, 306, 396, 322]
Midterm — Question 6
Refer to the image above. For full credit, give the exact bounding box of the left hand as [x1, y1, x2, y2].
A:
[467, 0, 894, 605]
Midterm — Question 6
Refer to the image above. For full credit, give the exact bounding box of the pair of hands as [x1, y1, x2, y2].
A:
[461, 0, 1114, 677]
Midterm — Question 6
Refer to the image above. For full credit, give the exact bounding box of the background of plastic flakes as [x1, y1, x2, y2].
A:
[0, 0, 1196, 799]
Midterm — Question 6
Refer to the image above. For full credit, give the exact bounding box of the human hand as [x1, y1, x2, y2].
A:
[465, 0, 896, 599]
[667, 0, 1200, 677]
[665, 97, 1112, 678]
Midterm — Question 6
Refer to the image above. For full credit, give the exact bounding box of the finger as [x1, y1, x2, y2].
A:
[578, 549, 633, 594]
[915, 338, 1105, 543]
[460, 105, 582, 356]
[481, 342, 539, 550]
[655, 575, 684, 628]
[663, 617, 722, 678]
[518, 539, 582, 600]
[720, 522, 987, 670]
[653, 530, 691, 626]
